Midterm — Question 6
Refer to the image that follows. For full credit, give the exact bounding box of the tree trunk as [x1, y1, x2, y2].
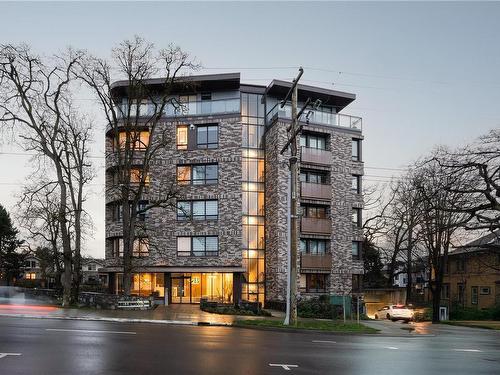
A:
[71, 210, 82, 303]
[122, 196, 133, 296]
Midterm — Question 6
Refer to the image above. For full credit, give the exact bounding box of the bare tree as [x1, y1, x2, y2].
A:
[413, 153, 470, 323]
[0, 44, 92, 306]
[436, 129, 500, 232]
[16, 179, 63, 288]
[75, 36, 200, 295]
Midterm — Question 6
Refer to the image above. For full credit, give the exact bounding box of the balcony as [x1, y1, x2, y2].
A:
[266, 103, 362, 130]
[301, 147, 332, 166]
[300, 253, 332, 272]
[116, 98, 240, 119]
[301, 182, 331, 200]
[301, 217, 331, 235]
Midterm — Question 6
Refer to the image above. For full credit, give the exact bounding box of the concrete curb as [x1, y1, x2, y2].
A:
[0, 313, 232, 327]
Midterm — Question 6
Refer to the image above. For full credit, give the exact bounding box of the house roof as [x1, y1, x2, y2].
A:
[449, 230, 500, 255]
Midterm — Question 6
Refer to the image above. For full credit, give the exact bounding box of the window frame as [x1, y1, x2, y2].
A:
[177, 200, 218, 221]
[352, 241, 362, 260]
[299, 239, 328, 255]
[305, 273, 328, 293]
[196, 124, 218, 149]
[176, 125, 188, 150]
[352, 207, 362, 227]
[352, 139, 361, 161]
[176, 164, 218, 185]
[177, 236, 219, 257]
[352, 175, 361, 194]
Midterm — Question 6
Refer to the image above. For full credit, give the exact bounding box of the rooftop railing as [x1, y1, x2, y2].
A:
[266, 103, 362, 130]
[116, 98, 240, 119]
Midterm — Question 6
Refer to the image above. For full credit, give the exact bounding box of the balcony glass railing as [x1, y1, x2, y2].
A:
[266, 103, 362, 130]
[116, 98, 240, 118]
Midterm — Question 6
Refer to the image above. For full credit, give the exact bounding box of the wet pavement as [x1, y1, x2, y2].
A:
[0, 316, 499, 374]
[0, 302, 283, 325]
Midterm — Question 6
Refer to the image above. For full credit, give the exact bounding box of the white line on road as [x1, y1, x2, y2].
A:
[452, 349, 482, 352]
[312, 340, 337, 344]
[384, 347, 399, 350]
[46, 328, 136, 335]
[269, 363, 299, 371]
[0, 353, 22, 359]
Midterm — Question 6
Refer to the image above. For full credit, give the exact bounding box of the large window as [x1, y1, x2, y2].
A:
[130, 168, 150, 186]
[177, 125, 188, 150]
[115, 131, 150, 151]
[177, 200, 218, 221]
[300, 239, 328, 255]
[177, 236, 219, 257]
[352, 241, 362, 260]
[302, 205, 328, 218]
[196, 125, 218, 149]
[352, 207, 362, 227]
[352, 139, 361, 161]
[300, 134, 327, 150]
[242, 191, 265, 216]
[305, 274, 327, 293]
[176, 164, 218, 185]
[352, 175, 361, 194]
[300, 170, 327, 184]
[133, 238, 149, 257]
[242, 225, 265, 250]
[242, 159, 265, 182]
[471, 286, 478, 305]
[441, 283, 450, 299]
[111, 237, 149, 257]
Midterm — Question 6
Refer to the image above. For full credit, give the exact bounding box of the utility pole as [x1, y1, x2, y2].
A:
[281, 67, 306, 326]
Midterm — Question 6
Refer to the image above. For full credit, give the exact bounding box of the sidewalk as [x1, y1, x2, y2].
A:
[0, 303, 283, 326]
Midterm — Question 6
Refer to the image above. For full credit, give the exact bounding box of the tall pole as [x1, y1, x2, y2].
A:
[289, 83, 299, 326]
[280, 67, 304, 326]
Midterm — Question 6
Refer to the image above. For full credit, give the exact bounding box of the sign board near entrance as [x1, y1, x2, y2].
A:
[117, 299, 152, 310]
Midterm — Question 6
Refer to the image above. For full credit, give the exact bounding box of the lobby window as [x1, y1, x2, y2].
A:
[305, 274, 327, 293]
[352, 139, 361, 161]
[177, 200, 218, 221]
[197, 124, 218, 149]
[352, 241, 362, 260]
[177, 236, 219, 257]
[133, 238, 149, 257]
[300, 239, 328, 255]
[302, 205, 328, 218]
[352, 175, 361, 193]
[177, 125, 188, 150]
[352, 207, 362, 227]
[300, 133, 327, 150]
[300, 170, 327, 184]
[176, 164, 218, 185]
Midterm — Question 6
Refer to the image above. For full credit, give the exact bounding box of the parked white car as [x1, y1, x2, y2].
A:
[374, 305, 414, 322]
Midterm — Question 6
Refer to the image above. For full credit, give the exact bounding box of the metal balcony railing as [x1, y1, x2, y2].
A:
[266, 103, 362, 130]
[116, 98, 240, 119]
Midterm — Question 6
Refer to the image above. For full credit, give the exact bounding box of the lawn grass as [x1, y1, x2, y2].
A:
[234, 319, 379, 333]
[443, 321, 500, 330]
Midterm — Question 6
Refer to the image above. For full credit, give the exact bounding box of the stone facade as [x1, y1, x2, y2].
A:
[264, 117, 364, 304]
[105, 114, 243, 271]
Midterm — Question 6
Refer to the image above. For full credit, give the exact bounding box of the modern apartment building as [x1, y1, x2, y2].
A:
[103, 73, 364, 306]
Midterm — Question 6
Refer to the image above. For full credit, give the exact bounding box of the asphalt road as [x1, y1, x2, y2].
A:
[0, 317, 499, 375]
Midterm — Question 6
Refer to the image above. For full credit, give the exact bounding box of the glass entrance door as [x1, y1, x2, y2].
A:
[171, 276, 191, 303]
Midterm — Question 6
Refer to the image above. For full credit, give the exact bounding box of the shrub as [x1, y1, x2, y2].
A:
[450, 305, 500, 321]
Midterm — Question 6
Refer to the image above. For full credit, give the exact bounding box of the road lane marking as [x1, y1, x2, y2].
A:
[46, 328, 136, 335]
[0, 353, 22, 359]
[384, 347, 398, 350]
[312, 340, 337, 344]
[269, 363, 299, 371]
[452, 349, 482, 352]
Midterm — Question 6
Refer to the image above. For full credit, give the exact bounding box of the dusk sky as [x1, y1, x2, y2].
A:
[1, 1, 499, 257]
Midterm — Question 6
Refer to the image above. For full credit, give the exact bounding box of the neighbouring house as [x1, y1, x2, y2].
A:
[101, 73, 364, 306]
[20, 255, 54, 288]
[440, 231, 500, 311]
[81, 257, 107, 285]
